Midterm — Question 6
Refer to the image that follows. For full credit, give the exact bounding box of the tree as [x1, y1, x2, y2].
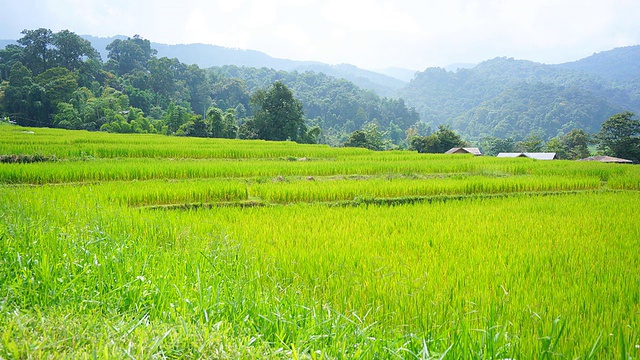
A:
[300, 125, 321, 144]
[147, 57, 187, 104]
[180, 115, 211, 137]
[343, 130, 370, 149]
[208, 107, 224, 138]
[596, 111, 640, 162]
[106, 35, 157, 75]
[51, 30, 100, 71]
[544, 137, 568, 159]
[164, 102, 192, 134]
[409, 134, 440, 153]
[237, 118, 259, 139]
[184, 64, 211, 117]
[563, 129, 591, 159]
[17, 28, 53, 75]
[546, 129, 591, 160]
[35, 67, 78, 119]
[343, 122, 386, 150]
[410, 125, 466, 153]
[2, 62, 47, 126]
[0, 44, 24, 81]
[212, 77, 250, 114]
[53, 102, 82, 129]
[434, 125, 467, 152]
[481, 136, 515, 156]
[515, 134, 544, 152]
[251, 81, 306, 141]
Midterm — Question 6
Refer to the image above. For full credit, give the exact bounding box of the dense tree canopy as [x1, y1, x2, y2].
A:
[410, 125, 467, 153]
[400, 56, 640, 142]
[596, 111, 640, 162]
[545, 129, 591, 160]
[343, 123, 387, 151]
[0, 28, 423, 147]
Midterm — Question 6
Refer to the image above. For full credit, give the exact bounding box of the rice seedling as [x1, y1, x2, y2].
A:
[1, 125, 639, 358]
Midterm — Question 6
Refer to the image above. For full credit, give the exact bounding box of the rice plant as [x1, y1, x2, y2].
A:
[1, 125, 639, 358]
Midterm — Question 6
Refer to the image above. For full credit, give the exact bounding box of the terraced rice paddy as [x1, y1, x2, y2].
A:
[0, 124, 639, 358]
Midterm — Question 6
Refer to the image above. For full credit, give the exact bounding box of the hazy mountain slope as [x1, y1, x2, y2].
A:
[375, 67, 418, 83]
[215, 65, 420, 136]
[451, 82, 623, 140]
[554, 45, 640, 82]
[291, 63, 406, 97]
[79, 35, 405, 97]
[443, 63, 477, 72]
[399, 50, 640, 141]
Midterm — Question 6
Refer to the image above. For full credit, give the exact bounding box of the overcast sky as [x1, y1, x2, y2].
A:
[1, 0, 639, 71]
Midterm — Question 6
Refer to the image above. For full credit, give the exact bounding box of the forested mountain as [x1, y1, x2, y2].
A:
[2, 29, 639, 147]
[290, 63, 405, 97]
[80, 35, 406, 97]
[212, 66, 420, 145]
[0, 29, 419, 148]
[399, 52, 640, 141]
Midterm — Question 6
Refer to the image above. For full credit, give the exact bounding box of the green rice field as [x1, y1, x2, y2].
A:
[1, 124, 639, 358]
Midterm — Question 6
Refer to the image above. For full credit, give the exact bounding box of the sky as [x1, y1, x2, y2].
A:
[1, 0, 639, 71]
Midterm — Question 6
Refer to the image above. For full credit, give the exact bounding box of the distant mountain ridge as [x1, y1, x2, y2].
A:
[3, 33, 639, 143]
[399, 47, 640, 141]
[80, 35, 407, 97]
[554, 45, 640, 82]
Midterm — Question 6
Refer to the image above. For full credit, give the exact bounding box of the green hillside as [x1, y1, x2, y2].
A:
[399, 53, 640, 141]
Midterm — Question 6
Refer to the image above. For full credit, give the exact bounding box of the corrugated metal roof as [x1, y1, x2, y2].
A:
[577, 156, 633, 163]
[524, 153, 557, 160]
[497, 152, 556, 160]
[445, 147, 483, 155]
[497, 153, 526, 158]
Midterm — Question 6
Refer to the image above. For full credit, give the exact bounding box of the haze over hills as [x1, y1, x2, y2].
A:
[554, 45, 640, 82]
[80, 35, 407, 97]
[76, 37, 640, 119]
[2, 32, 639, 144]
[399, 46, 640, 141]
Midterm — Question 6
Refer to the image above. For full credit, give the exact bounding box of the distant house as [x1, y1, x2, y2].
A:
[577, 156, 633, 164]
[445, 147, 483, 156]
[497, 152, 557, 160]
[496, 153, 525, 158]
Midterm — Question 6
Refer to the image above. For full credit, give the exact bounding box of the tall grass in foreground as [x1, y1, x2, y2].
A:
[1, 186, 638, 358]
[1, 125, 639, 358]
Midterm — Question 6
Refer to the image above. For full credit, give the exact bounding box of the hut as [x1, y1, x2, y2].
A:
[497, 152, 526, 158]
[523, 153, 557, 160]
[445, 147, 483, 156]
[577, 156, 633, 164]
[497, 152, 557, 160]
